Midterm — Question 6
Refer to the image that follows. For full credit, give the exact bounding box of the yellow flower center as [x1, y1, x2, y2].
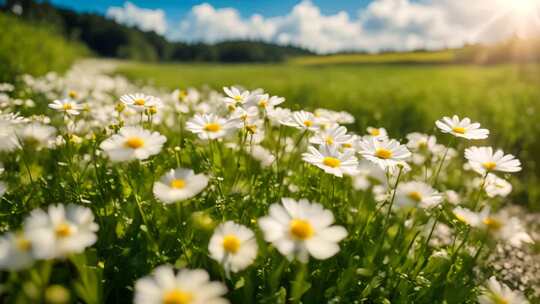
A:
[149, 106, 157, 114]
[483, 217, 503, 231]
[204, 123, 221, 132]
[455, 214, 467, 223]
[290, 219, 314, 240]
[342, 142, 353, 148]
[246, 124, 257, 134]
[258, 100, 268, 108]
[55, 223, 72, 238]
[170, 179, 186, 189]
[452, 127, 466, 134]
[233, 95, 243, 103]
[63, 103, 73, 110]
[325, 137, 334, 145]
[222, 235, 241, 254]
[323, 157, 341, 168]
[68, 90, 78, 99]
[482, 162, 497, 170]
[162, 289, 193, 304]
[303, 120, 313, 127]
[369, 128, 380, 136]
[375, 148, 393, 159]
[125, 137, 145, 149]
[178, 90, 187, 101]
[134, 98, 146, 106]
[16, 236, 31, 251]
[407, 191, 423, 202]
[490, 294, 509, 304]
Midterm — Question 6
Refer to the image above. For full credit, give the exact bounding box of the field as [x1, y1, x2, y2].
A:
[289, 50, 456, 65]
[118, 61, 540, 208]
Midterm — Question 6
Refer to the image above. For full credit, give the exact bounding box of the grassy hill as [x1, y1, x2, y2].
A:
[0, 12, 87, 81]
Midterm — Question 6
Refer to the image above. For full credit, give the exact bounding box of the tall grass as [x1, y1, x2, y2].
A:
[0, 13, 88, 81]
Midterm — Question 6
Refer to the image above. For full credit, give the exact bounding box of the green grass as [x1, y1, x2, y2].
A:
[289, 50, 456, 65]
[0, 13, 88, 81]
[118, 61, 540, 208]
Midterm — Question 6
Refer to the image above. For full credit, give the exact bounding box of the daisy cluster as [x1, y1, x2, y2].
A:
[0, 60, 536, 303]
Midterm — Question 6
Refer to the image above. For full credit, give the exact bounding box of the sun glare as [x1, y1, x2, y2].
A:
[498, 0, 540, 15]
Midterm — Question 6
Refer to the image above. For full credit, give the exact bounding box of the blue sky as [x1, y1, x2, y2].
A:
[47, 0, 540, 53]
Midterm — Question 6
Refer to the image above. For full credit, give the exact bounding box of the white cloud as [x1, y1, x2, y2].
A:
[108, 0, 540, 53]
[106, 2, 167, 35]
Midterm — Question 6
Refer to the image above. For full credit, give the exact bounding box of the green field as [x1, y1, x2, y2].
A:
[118, 61, 540, 208]
[289, 50, 456, 65]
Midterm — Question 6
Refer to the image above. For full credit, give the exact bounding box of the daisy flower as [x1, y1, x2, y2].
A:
[120, 93, 159, 112]
[134, 265, 228, 304]
[435, 115, 489, 139]
[100, 126, 167, 162]
[479, 173, 512, 198]
[478, 276, 529, 304]
[223, 86, 249, 108]
[17, 122, 57, 149]
[248, 93, 285, 112]
[302, 144, 358, 177]
[0, 231, 34, 270]
[406, 132, 437, 151]
[186, 113, 234, 140]
[153, 168, 209, 204]
[208, 221, 258, 273]
[357, 137, 411, 170]
[24, 204, 98, 259]
[48, 98, 83, 115]
[464, 146, 521, 175]
[365, 127, 388, 140]
[309, 125, 351, 146]
[258, 198, 348, 263]
[453, 207, 482, 227]
[395, 181, 443, 209]
[280, 110, 319, 132]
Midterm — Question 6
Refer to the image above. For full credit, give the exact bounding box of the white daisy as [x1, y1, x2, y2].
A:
[100, 126, 167, 162]
[365, 127, 388, 140]
[479, 210, 533, 247]
[120, 93, 159, 112]
[258, 198, 348, 262]
[464, 146, 521, 175]
[478, 276, 529, 304]
[0, 231, 34, 270]
[357, 137, 411, 170]
[309, 125, 351, 147]
[280, 110, 319, 132]
[435, 115, 489, 139]
[153, 168, 209, 204]
[248, 145, 275, 167]
[186, 113, 234, 140]
[134, 265, 228, 304]
[453, 207, 482, 227]
[302, 144, 358, 177]
[223, 86, 249, 109]
[395, 181, 443, 209]
[247, 93, 284, 112]
[406, 132, 437, 151]
[48, 98, 83, 115]
[208, 221, 258, 273]
[24, 204, 98, 259]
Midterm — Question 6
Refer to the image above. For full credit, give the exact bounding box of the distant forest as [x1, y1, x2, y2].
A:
[0, 0, 314, 62]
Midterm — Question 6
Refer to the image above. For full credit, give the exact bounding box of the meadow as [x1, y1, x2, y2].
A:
[119, 61, 540, 209]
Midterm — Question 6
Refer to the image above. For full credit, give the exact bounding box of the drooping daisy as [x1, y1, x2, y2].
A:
[24, 204, 98, 259]
[208, 221, 258, 273]
[365, 127, 388, 140]
[280, 110, 319, 132]
[0, 231, 34, 270]
[309, 125, 351, 147]
[17, 122, 57, 149]
[153, 168, 209, 204]
[357, 137, 411, 170]
[186, 113, 234, 140]
[395, 181, 443, 209]
[464, 146, 521, 175]
[258, 198, 348, 262]
[100, 126, 166, 162]
[134, 265, 228, 304]
[478, 276, 529, 304]
[479, 173, 512, 198]
[120, 93, 159, 112]
[302, 144, 358, 177]
[223, 86, 249, 109]
[48, 98, 83, 115]
[435, 115, 489, 140]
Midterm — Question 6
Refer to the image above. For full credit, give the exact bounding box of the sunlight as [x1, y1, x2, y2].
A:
[496, 0, 540, 16]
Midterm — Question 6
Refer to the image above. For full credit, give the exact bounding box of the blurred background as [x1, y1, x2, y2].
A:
[1, 0, 540, 209]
